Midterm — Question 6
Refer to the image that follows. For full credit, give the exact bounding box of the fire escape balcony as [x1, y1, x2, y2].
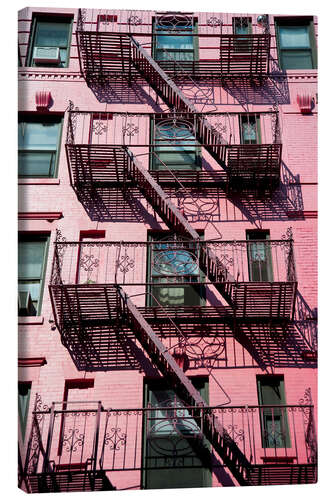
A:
[22, 393, 317, 491]
[76, 10, 271, 82]
[49, 232, 297, 363]
[66, 110, 282, 195]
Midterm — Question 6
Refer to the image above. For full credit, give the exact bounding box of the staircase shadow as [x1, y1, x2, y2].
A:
[234, 321, 317, 372]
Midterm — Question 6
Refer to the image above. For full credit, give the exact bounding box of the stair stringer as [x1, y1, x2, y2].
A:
[117, 286, 251, 485]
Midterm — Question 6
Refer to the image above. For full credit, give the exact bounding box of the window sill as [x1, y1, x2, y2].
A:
[284, 69, 317, 77]
[18, 316, 44, 325]
[261, 456, 296, 464]
[18, 178, 60, 185]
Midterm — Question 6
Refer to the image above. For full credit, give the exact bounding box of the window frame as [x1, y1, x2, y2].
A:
[246, 230, 273, 282]
[149, 116, 202, 172]
[18, 234, 50, 316]
[275, 17, 317, 70]
[257, 375, 291, 449]
[152, 16, 199, 63]
[146, 233, 206, 307]
[239, 114, 261, 145]
[18, 114, 63, 179]
[142, 377, 211, 489]
[232, 16, 253, 35]
[26, 14, 73, 68]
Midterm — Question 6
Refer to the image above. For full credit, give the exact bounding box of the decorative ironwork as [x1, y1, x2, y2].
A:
[176, 190, 219, 220]
[115, 254, 135, 274]
[212, 122, 227, 136]
[103, 426, 127, 450]
[155, 14, 193, 31]
[226, 425, 245, 444]
[50, 230, 67, 285]
[207, 17, 223, 28]
[184, 329, 226, 367]
[122, 123, 139, 137]
[24, 394, 49, 476]
[152, 247, 198, 277]
[155, 118, 195, 140]
[92, 121, 108, 136]
[66, 102, 80, 146]
[79, 254, 99, 273]
[128, 15, 142, 26]
[62, 428, 85, 453]
[77, 8, 86, 32]
[270, 106, 281, 144]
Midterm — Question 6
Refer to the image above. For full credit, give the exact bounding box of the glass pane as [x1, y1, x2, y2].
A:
[18, 383, 31, 441]
[279, 26, 310, 49]
[157, 34, 193, 51]
[18, 151, 55, 177]
[35, 22, 70, 47]
[18, 241, 45, 279]
[59, 48, 68, 66]
[18, 121, 60, 150]
[154, 121, 199, 170]
[18, 282, 41, 313]
[149, 389, 200, 436]
[281, 50, 313, 70]
[241, 116, 258, 144]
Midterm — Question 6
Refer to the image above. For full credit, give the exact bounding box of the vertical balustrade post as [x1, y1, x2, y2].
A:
[43, 402, 55, 473]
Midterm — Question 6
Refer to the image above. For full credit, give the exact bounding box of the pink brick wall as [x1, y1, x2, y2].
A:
[18, 8, 317, 490]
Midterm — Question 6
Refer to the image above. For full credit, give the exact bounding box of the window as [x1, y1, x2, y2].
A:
[232, 17, 252, 52]
[239, 114, 261, 144]
[275, 18, 317, 70]
[143, 378, 211, 489]
[147, 234, 205, 307]
[18, 115, 63, 178]
[246, 230, 273, 282]
[257, 376, 290, 448]
[18, 235, 49, 316]
[233, 17, 252, 35]
[18, 382, 32, 441]
[153, 16, 198, 62]
[151, 118, 201, 171]
[27, 16, 73, 68]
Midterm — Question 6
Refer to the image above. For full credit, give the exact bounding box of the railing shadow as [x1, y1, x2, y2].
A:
[87, 76, 165, 110]
[234, 321, 317, 372]
[221, 57, 290, 106]
[229, 161, 304, 223]
[294, 291, 318, 352]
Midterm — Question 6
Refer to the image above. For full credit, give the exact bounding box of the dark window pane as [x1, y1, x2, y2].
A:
[280, 50, 313, 70]
[18, 119, 61, 178]
[18, 121, 60, 149]
[35, 22, 70, 47]
[144, 379, 210, 489]
[18, 238, 48, 316]
[18, 151, 55, 177]
[279, 26, 310, 49]
[18, 382, 31, 441]
[247, 231, 273, 282]
[18, 241, 46, 279]
[257, 377, 290, 448]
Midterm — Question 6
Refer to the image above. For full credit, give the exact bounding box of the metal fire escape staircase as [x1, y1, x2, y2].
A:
[130, 37, 227, 167]
[124, 149, 235, 306]
[115, 286, 251, 485]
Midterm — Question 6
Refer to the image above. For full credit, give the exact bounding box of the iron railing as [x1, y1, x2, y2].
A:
[50, 236, 296, 292]
[23, 395, 316, 478]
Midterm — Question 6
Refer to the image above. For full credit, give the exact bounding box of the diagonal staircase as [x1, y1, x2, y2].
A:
[130, 37, 227, 168]
[124, 149, 235, 305]
[116, 285, 251, 485]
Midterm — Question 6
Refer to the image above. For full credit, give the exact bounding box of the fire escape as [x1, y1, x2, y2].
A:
[21, 9, 317, 491]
